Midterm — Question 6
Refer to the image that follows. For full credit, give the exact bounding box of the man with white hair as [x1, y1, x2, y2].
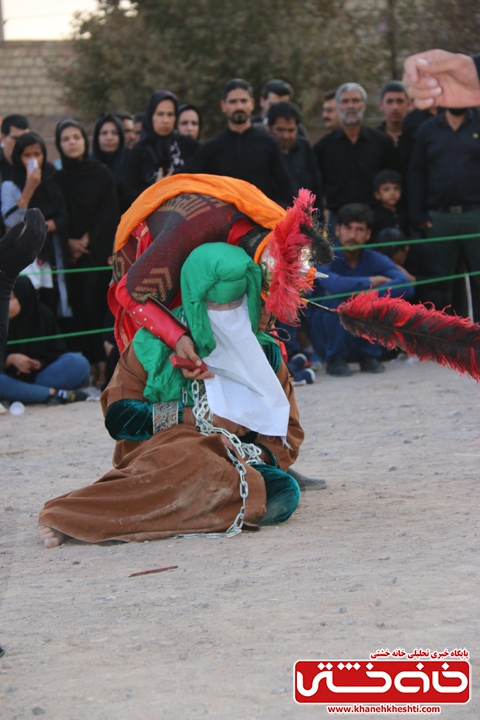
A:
[314, 82, 398, 232]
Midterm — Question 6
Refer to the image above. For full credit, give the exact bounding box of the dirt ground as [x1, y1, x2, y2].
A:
[1, 357, 478, 720]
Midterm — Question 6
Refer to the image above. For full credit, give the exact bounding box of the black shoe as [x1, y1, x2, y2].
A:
[288, 467, 327, 491]
[326, 357, 352, 377]
[47, 389, 89, 406]
[360, 355, 384, 373]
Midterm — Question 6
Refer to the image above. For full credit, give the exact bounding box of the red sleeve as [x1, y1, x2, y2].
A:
[114, 274, 189, 350]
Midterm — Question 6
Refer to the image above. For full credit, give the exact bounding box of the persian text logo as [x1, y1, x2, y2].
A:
[294, 648, 470, 705]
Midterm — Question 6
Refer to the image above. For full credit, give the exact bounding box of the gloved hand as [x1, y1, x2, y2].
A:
[0, 208, 47, 277]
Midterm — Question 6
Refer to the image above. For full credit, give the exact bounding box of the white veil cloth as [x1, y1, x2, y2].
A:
[203, 296, 290, 437]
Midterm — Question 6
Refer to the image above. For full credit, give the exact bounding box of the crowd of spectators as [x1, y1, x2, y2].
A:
[1, 66, 479, 403]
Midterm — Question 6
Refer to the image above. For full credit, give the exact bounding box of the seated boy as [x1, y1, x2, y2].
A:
[371, 169, 409, 244]
[309, 204, 414, 377]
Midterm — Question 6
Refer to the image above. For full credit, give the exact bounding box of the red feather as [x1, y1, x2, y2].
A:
[266, 189, 315, 324]
[333, 291, 480, 381]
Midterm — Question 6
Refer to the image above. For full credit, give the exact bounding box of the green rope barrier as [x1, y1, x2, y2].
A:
[7, 327, 114, 346]
[19, 265, 112, 276]
[6, 270, 480, 346]
[309, 270, 480, 303]
[16, 230, 480, 276]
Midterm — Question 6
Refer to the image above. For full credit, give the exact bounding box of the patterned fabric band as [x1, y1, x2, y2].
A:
[152, 401, 182, 434]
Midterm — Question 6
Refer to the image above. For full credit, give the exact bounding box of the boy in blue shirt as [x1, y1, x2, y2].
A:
[311, 203, 414, 376]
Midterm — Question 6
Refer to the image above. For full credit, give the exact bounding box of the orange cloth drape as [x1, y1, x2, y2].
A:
[114, 173, 286, 252]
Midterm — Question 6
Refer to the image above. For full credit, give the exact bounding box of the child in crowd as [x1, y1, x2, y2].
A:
[371, 169, 409, 244]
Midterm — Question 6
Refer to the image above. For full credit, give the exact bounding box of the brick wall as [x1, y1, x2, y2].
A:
[0, 40, 74, 158]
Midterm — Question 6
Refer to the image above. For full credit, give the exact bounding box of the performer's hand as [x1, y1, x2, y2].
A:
[0, 208, 47, 276]
[403, 50, 480, 109]
[175, 334, 213, 379]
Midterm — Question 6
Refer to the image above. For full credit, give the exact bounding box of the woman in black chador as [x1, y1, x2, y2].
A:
[125, 90, 199, 205]
[54, 119, 120, 380]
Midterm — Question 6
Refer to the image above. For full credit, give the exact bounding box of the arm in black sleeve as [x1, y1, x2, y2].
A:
[305, 145, 324, 212]
[270, 142, 295, 206]
[408, 124, 430, 229]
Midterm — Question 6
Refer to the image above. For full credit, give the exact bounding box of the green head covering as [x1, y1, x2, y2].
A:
[134, 243, 276, 404]
[180, 243, 262, 357]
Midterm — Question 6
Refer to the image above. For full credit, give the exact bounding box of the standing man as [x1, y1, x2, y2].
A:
[321, 90, 340, 131]
[314, 83, 397, 231]
[0, 114, 29, 182]
[267, 101, 322, 209]
[183, 79, 294, 205]
[252, 78, 308, 139]
[408, 106, 480, 319]
[377, 81, 410, 146]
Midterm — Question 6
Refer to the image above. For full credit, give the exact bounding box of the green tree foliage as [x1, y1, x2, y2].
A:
[51, 0, 476, 133]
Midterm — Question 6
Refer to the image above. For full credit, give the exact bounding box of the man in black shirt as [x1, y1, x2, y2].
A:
[314, 83, 397, 232]
[376, 81, 410, 147]
[183, 78, 294, 206]
[408, 107, 480, 319]
[267, 101, 322, 210]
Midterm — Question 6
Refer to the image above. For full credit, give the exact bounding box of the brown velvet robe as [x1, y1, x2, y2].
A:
[39, 343, 304, 542]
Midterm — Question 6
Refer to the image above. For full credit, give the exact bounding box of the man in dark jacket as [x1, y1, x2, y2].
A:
[183, 79, 294, 206]
[314, 83, 398, 232]
[408, 107, 480, 319]
[267, 101, 322, 210]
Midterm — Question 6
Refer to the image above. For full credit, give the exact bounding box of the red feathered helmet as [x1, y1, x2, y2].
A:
[256, 189, 329, 324]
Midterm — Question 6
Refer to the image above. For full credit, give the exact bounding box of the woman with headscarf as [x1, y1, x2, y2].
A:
[177, 103, 202, 141]
[38, 243, 304, 547]
[125, 91, 199, 205]
[91, 113, 129, 212]
[1, 131, 69, 314]
[54, 119, 120, 382]
[0, 275, 90, 405]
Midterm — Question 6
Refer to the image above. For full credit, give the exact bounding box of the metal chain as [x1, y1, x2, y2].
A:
[188, 380, 262, 537]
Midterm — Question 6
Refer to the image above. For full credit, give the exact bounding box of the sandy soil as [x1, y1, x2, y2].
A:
[0, 358, 479, 720]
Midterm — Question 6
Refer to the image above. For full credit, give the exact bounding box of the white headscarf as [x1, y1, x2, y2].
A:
[202, 296, 290, 437]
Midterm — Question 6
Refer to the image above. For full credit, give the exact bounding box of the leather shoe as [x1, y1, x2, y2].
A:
[288, 467, 327, 491]
[326, 357, 351, 377]
[360, 355, 384, 373]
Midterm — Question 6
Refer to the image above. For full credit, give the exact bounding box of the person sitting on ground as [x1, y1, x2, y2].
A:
[375, 227, 448, 310]
[177, 104, 202, 141]
[1, 132, 69, 314]
[39, 243, 304, 547]
[0, 276, 90, 405]
[370, 169, 409, 244]
[309, 203, 414, 377]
